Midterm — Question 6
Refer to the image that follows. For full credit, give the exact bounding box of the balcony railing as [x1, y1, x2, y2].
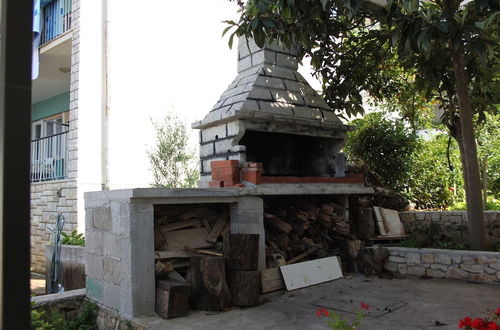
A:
[40, 0, 73, 46]
[30, 131, 69, 183]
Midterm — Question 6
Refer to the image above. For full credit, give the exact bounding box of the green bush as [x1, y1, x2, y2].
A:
[31, 301, 96, 330]
[61, 230, 85, 246]
[148, 110, 199, 188]
[345, 112, 419, 193]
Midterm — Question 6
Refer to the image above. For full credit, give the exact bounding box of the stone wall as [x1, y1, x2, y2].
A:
[31, 180, 78, 273]
[399, 211, 500, 248]
[384, 247, 500, 284]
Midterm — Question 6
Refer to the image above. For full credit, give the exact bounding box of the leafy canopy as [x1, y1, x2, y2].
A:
[148, 110, 199, 188]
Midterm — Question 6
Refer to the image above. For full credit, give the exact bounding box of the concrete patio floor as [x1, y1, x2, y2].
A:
[133, 274, 499, 330]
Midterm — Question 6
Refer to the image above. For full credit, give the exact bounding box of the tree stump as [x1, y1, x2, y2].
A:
[187, 256, 231, 311]
[227, 270, 261, 307]
[223, 234, 259, 270]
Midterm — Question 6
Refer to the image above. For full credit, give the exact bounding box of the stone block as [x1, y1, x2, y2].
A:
[201, 125, 227, 143]
[430, 263, 448, 271]
[476, 255, 498, 264]
[421, 253, 434, 264]
[252, 49, 276, 66]
[488, 263, 500, 271]
[388, 255, 406, 263]
[270, 89, 304, 105]
[258, 101, 294, 116]
[406, 253, 421, 265]
[450, 253, 462, 264]
[103, 257, 122, 285]
[434, 253, 452, 265]
[86, 277, 103, 301]
[276, 53, 298, 69]
[214, 139, 234, 155]
[293, 106, 323, 120]
[460, 263, 484, 274]
[237, 55, 252, 73]
[248, 86, 273, 100]
[484, 266, 496, 275]
[468, 273, 497, 283]
[85, 230, 103, 255]
[93, 206, 112, 231]
[86, 253, 103, 280]
[398, 264, 407, 275]
[426, 269, 445, 278]
[445, 266, 468, 280]
[226, 121, 242, 136]
[407, 266, 426, 276]
[102, 282, 121, 310]
[461, 256, 476, 264]
[102, 232, 123, 258]
[263, 66, 297, 80]
[200, 143, 215, 158]
[255, 76, 284, 90]
[384, 262, 398, 273]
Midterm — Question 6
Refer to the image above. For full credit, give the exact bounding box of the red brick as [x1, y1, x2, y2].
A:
[209, 181, 223, 188]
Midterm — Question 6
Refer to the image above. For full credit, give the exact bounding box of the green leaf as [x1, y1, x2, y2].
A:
[320, 0, 328, 10]
[222, 25, 233, 37]
[228, 33, 236, 49]
[434, 21, 448, 34]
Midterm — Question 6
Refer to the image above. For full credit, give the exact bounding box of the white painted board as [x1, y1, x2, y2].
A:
[373, 206, 388, 235]
[380, 208, 406, 235]
[280, 257, 343, 291]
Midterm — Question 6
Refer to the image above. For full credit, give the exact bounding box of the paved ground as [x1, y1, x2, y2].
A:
[134, 274, 499, 330]
[31, 273, 46, 296]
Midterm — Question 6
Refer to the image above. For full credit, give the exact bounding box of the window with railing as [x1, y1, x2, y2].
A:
[40, 0, 73, 45]
[30, 119, 69, 183]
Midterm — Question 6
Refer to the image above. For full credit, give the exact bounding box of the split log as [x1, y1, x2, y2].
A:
[155, 260, 174, 278]
[164, 228, 212, 251]
[154, 251, 190, 260]
[264, 214, 293, 234]
[227, 270, 261, 307]
[161, 219, 201, 232]
[187, 256, 231, 311]
[223, 234, 259, 271]
[286, 248, 317, 265]
[184, 245, 224, 257]
[156, 279, 190, 319]
[205, 213, 228, 243]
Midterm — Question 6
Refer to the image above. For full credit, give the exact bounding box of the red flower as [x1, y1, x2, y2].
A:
[360, 302, 370, 310]
[471, 318, 486, 329]
[486, 322, 500, 330]
[316, 308, 329, 318]
[460, 317, 473, 328]
[495, 308, 500, 316]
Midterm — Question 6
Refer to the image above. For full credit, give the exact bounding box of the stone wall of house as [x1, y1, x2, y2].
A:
[30, 0, 81, 274]
[31, 180, 78, 273]
[384, 247, 500, 284]
[399, 211, 500, 248]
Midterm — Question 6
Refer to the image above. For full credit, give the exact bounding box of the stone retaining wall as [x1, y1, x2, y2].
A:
[31, 179, 78, 273]
[399, 211, 500, 248]
[384, 247, 500, 284]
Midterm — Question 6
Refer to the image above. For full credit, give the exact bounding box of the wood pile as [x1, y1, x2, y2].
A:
[154, 204, 229, 279]
[263, 197, 355, 268]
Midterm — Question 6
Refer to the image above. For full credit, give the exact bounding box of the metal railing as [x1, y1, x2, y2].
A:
[30, 131, 69, 182]
[40, 0, 73, 45]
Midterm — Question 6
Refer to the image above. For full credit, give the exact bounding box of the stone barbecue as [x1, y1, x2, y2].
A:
[84, 38, 375, 319]
[192, 38, 353, 187]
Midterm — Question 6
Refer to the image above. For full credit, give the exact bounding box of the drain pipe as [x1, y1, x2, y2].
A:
[101, 0, 109, 190]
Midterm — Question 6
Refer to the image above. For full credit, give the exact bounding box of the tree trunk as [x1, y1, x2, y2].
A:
[481, 159, 488, 206]
[448, 38, 491, 251]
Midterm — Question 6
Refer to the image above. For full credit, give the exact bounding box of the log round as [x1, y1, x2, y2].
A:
[187, 256, 231, 311]
[227, 270, 261, 307]
[223, 234, 259, 271]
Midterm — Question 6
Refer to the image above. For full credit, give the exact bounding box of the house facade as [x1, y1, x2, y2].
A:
[31, 0, 80, 273]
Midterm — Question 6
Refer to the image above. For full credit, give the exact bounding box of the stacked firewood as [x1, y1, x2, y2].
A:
[263, 197, 355, 268]
[153, 205, 229, 278]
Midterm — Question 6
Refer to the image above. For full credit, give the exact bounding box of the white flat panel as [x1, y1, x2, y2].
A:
[380, 208, 406, 235]
[373, 206, 388, 235]
[280, 257, 343, 291]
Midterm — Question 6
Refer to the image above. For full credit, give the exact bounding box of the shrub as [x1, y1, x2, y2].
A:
[148, 110, 199, 188]
[61, 230, 85, 246]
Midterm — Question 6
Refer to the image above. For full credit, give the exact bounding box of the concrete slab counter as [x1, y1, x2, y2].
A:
[84, 184, 374, 317]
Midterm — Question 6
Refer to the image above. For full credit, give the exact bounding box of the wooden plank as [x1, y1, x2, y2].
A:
[205, 214, 228, 243]
[163, 228, 212, 251]
[161, 219, 201, 233]
[373, 206, 388, 236]
[261, 267, 285, 293]
[280, 257, 343, 291]
[264, 215, 293, 234]
[154, 251, 191, 259]
[380, 208, 406, 235]
[184, 245, 224, 257]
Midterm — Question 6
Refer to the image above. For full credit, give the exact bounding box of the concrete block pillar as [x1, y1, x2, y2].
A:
[230, 196, 265, 270]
